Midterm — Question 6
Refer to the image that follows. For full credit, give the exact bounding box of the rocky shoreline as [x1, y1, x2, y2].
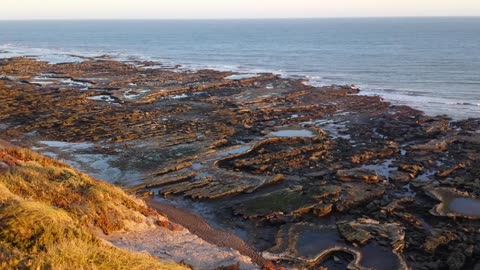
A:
[1, 56, 479, 269]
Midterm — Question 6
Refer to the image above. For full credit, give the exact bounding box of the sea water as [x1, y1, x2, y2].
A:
[1, 18, 479, 119]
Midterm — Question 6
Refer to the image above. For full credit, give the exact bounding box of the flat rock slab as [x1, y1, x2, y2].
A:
[336, 168, 380, 183]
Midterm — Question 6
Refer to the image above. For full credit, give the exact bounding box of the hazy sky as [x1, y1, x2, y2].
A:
[2, 0, 479, 20]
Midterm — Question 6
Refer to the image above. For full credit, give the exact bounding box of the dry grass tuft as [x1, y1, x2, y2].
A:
[0, 147, 152, 234]
[0, 146, 189, 270]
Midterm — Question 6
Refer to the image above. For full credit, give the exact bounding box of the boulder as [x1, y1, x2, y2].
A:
[410, 139, 449, 152]
[389, 171, 413, 183]
[399, 164, 424, 175]
[336, 168, 379, 183]
[313, 203, 333, 217]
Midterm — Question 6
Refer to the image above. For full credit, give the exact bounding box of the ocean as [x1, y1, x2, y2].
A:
[1, 18, 479, 119]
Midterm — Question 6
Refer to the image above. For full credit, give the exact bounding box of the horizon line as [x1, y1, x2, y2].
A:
[1, 15, 479, 21]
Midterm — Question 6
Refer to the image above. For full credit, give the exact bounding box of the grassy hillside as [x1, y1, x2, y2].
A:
[0, 144, 188, 270]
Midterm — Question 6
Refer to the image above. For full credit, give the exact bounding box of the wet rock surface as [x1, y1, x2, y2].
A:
[1, 57, 480, 269]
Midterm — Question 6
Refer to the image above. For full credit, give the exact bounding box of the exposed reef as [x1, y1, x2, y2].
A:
[1, 57, 480, 269]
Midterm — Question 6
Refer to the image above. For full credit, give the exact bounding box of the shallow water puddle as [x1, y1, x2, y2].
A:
[141, 65, 164, 70]
[224, 74, 259, 80]
[428, 188, 480, 219]
[30, 77, 58, 85]
[33, 140, 141, 184]
[447, 197, 480, 216]
[362, 159, 395, 179]
[31, 75, 91, 89]
[292, 225, 403, 269]
[169, 93, 189, 99]
[271, 129, 315, 138]
[36, 140, 94, 150]
[359, 242, 403, 270]
[87, 95, 117, 103]
[218, 146, 252, 157]
[124, 89, 151, 99]
[191, 163, 205, 170]
[304, 119, 350, 139]
[416, 170, 436, 182]
[295, 228, 344, 259]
